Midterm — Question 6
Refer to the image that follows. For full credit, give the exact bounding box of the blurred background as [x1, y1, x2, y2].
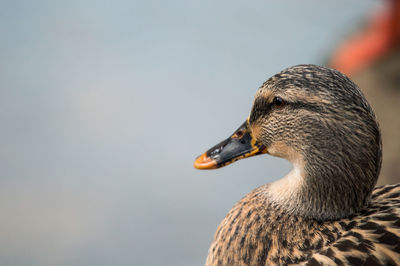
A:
[1, 0, 399, 265]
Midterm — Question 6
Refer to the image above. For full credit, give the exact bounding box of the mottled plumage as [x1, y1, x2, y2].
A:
[207, 184, 400, 265]
[195, 65, 400, 265]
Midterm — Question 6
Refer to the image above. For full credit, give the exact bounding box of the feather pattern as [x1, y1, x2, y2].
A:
[206, 184, 400, 266]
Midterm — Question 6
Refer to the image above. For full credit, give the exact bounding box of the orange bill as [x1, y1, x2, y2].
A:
[194, 120, 267, 170]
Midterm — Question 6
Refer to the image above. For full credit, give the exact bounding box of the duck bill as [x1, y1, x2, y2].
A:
[194, 120, 267, 169]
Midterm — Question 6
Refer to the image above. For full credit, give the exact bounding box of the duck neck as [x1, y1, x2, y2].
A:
[301, 155, 373, 220]
[267, 149, 380, 221]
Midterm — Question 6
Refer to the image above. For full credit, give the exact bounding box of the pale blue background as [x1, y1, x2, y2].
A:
[0, 1, 380, 265]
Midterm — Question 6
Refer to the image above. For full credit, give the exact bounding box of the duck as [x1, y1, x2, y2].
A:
[194, 65, 400, 265]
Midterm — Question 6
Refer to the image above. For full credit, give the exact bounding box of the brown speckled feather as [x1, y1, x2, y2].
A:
[206, 184, 400, 266]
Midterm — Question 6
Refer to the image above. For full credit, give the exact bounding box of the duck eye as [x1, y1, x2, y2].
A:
[273, 97, 285, 108]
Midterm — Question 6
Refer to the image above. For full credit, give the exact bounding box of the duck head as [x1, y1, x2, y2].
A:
[195, 65, 382, 220]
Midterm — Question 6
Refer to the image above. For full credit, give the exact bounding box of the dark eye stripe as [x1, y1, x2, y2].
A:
[249, 98, 323, 123]
[291, 102, 323, 112]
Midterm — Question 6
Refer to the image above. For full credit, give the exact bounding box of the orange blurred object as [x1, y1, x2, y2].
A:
[331, 0, 400, 75]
